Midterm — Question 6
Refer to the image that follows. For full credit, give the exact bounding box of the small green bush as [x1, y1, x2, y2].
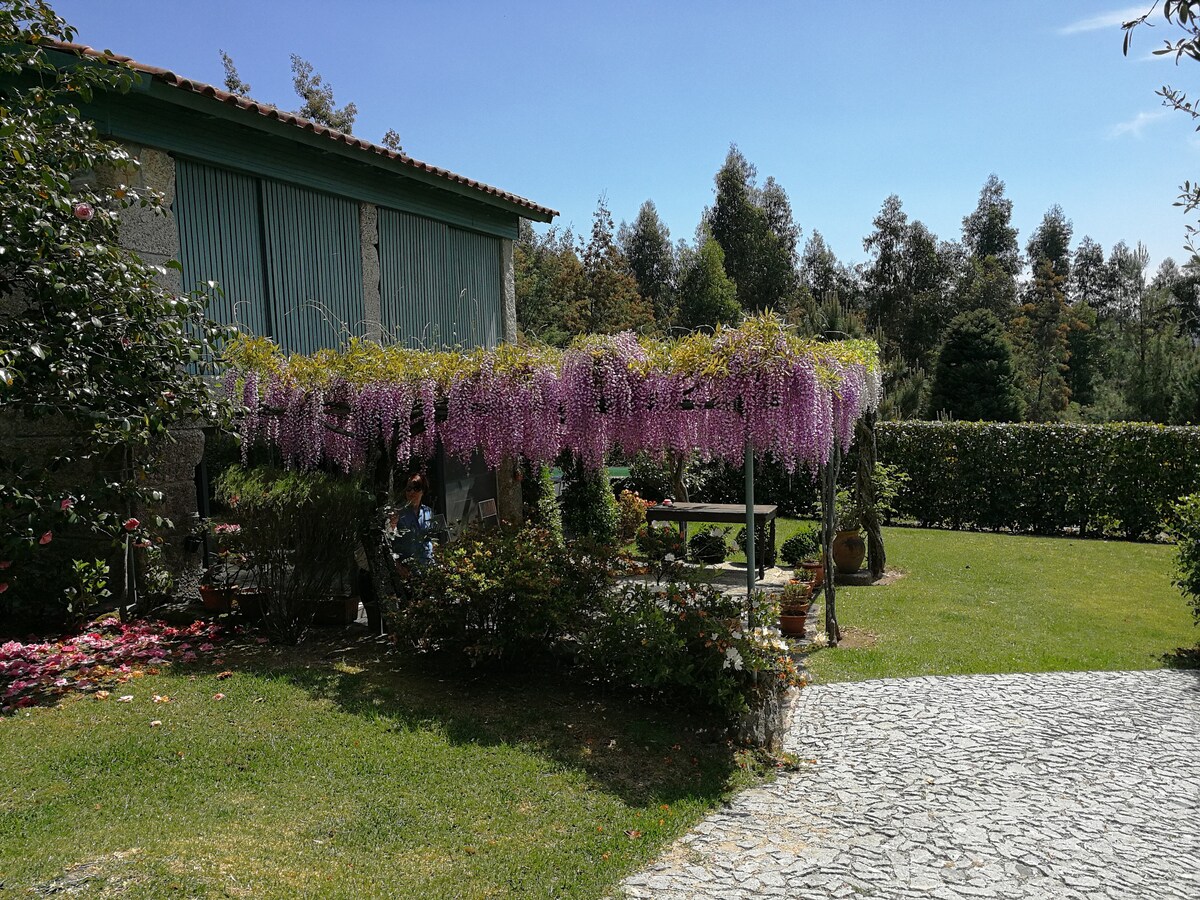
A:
[616, 489, 650, 543]
[1170, 493, 1200, 623]
[688, 526, 729, 564]
[521, 464, 563, 545]
[779, 526, 821, 567]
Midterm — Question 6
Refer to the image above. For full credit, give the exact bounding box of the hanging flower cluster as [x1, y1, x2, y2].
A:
[223, 315, 881, 473]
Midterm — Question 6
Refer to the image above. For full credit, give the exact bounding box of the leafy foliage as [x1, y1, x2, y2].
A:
[0, 1, 227, 619]
[687, 526, 729, 564]
[559, 457, 619, 545]
[388, 521, 612, 665]
[579, 579, 798, 721]
[779, 525, 821, 567]
[927, 310, 1025, 421]
[215, 466, 370, 643]
[289, 53, 357, 132]
[877, 421, 1200, 538]
[1169, 492, 1200, 623]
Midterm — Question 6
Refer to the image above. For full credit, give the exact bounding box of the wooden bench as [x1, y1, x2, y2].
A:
[645, 502, 778, 579]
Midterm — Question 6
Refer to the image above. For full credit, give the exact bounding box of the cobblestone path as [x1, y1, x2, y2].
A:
[622, 670, 1200, 899]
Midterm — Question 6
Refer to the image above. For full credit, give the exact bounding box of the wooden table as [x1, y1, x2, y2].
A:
[645, 502, 778, 579]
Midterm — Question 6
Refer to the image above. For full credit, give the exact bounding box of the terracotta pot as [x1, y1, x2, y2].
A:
[199, 585, 235, 614]
[800, 560, 824, 590]
[832, 529, 866, 574]
[778, 608, 810, 636]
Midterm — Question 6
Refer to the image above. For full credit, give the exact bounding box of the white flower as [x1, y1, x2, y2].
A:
[723, 646, 744, 671]
[663, 553, 676, 563]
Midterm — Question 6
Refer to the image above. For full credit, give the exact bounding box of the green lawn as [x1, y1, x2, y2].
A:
[0, 642, 765, 899]
[804, 525, 1198, 682]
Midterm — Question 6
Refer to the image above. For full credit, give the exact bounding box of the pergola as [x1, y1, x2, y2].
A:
[226, 314, 882, 640]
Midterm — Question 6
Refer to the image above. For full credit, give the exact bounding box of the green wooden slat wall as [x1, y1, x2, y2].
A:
[175, 159, 269, 335]
[176, 159, 365, 354]
[378, 208, 502, 349]
[261, 180, 364, 354]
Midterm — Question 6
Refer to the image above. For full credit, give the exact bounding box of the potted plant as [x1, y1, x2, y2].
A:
[780, 525, 824, 588]
[832, 489, 866, 575]
[777, 578, 812, 636]
[199, 521, 246, 614]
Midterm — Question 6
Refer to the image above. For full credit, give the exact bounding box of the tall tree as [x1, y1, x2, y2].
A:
[1027, 204, 1073, 279]
[962, 174, 1020, 276]
[618, 200, 676, 328]
[1013, 261, 1074, 421]
[926, 310, 1024, 421]
[861, 194, 909, 338]
[675, 233, 740, 330]
[707, 146, 799, 312]
[1069, 236, 1108, 310]
[576, 197, 653, 335]
[219, 50, 252, 97]
[514, 220, 584, 346]
[290, 54, 357, 133]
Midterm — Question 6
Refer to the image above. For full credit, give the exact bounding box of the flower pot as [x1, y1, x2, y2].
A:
[832, 529, 866, 574]
[199, 585, 235, 614]
[779, 607, 810, 636]
[800, 560, 824, 590]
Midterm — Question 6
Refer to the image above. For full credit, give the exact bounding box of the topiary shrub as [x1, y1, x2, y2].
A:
[558, 457, 619, 546]
[779, 525, 821, 567]
[521, 463, 563, 546]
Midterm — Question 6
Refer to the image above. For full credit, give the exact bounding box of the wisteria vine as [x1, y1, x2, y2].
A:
[223, 315, 881, 473]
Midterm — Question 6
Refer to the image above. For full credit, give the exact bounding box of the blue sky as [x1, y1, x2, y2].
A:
[51, 1, 1200, 272]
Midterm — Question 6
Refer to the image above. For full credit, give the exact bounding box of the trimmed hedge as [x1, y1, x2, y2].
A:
[876, 422, 1200, 539]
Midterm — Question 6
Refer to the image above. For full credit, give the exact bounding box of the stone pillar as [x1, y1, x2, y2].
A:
[500, 238, 517, 344]
[360, 202, 383, 343]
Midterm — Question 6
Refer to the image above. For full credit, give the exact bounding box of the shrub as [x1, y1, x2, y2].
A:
[1170, 493, 1200, 623]
[521, 463, 563, 546]
[559, 457, 619, 546]
[876, 422, 1200, 539]
[616, 488, 651, 543]
[735, 524, 775, 566]
[779, 526, 821, 566]
[579, 579, 798, 722]
[388, 522, 612, 665]
[688, 526, 729, 564]
[215, 466, 371, 643]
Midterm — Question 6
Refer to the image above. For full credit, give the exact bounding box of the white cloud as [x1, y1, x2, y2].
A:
[1059, 6, 1146, 35]
[1108, 109, 1170, 138]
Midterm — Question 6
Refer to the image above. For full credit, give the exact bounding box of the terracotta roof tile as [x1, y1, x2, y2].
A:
[42, 40, 557, 219]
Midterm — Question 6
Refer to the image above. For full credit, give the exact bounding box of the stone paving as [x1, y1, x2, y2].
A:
[622, 669, 1200, 899]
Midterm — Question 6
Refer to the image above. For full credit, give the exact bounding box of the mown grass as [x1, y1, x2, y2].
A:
[804, 525, 1198, 682]
[0, 640, 767, 899]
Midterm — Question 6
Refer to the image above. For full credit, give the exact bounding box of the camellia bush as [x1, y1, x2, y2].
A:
[877, 422, 1200, 539]
[0, 1, 228, 622]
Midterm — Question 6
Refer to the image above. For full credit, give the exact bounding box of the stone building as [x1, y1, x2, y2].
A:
[34, 42, 557, 598]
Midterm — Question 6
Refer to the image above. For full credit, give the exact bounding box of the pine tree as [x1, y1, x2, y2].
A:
[927, 310, 1024, 421]
[675, 234, 740, 330]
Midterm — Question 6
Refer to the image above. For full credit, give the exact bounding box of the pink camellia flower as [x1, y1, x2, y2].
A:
[0, 560, 10, 569]
[198, 643, 214, 652]
[123, 518, 139, 531]
[119, 337, 132, 350]
[73, 202, 95, 221]
[39, 531, 52, 545]
[0, 583, 8, 594]
[60, 498, 73, 511]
